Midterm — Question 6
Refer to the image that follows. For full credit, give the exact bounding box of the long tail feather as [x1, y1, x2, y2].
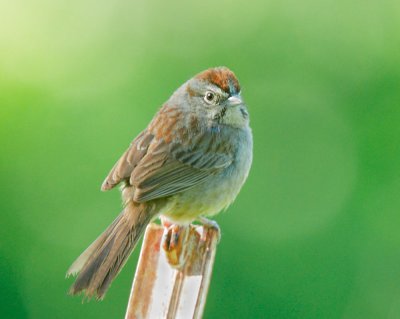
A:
[66, 201, 157, 299]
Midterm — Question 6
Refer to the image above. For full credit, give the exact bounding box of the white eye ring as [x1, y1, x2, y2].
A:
[204, 91, 219, 104]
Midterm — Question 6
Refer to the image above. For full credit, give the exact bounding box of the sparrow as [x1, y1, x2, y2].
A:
[66, 66, 253, 299]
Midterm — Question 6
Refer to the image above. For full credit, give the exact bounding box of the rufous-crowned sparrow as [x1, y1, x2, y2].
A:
[67, 66, 253, 299]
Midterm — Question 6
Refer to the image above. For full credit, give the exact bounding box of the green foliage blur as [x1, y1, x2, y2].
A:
[1, 0, 399, 318]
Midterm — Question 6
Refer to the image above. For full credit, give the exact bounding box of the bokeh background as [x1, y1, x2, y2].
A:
[1, 0, 400, 318]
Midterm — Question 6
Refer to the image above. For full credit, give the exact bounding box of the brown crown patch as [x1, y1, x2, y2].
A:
[196, 67, 240, 95]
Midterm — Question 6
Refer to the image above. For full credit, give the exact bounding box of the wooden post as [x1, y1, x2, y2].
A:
[125, 223, 219, 319]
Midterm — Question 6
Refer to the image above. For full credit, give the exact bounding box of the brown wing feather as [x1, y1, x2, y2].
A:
[101, 104, 233, 201]
[101, 131, 154, 191]
[131, 131, 233, 202]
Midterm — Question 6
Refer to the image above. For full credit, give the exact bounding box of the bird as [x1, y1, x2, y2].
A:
[66, 66, 253, 299]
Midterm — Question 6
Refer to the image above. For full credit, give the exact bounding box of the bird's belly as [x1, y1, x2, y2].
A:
[165, 175, 240, 223]
[163, 130, 252, 224]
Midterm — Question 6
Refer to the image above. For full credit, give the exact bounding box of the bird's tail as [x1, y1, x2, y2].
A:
[66, 201, 157, 299]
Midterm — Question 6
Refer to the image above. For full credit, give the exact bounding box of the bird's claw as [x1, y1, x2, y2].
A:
[197, 217, 221, 242]
[162, 224, 183, 251]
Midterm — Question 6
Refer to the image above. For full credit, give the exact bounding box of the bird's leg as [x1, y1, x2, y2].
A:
[161, 221, 191, 269]
[162, 224, 184, 251]
[197, 217, 221, 242]
[161, 216, 185, 252]
[160, 215, 173, 229]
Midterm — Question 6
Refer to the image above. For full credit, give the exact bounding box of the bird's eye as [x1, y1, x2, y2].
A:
[204, 91, 218, 104]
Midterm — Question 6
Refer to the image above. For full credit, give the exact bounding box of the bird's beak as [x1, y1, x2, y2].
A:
[227, 95, 243, 106]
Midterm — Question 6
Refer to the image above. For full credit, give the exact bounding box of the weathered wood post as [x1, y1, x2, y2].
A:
[125, 223, 219, 319]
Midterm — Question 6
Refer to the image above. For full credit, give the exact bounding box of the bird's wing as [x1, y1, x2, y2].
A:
[101, 130, 155, 191]
[130, 130, 233, 202]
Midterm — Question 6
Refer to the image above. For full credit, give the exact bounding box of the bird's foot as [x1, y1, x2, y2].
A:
[162, 224, 184, 251]
[197, 217, 221, 242]
[162, 224, 191, 269]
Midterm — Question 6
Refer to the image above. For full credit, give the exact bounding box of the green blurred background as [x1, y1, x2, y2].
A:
[1, 0, 399, 318]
